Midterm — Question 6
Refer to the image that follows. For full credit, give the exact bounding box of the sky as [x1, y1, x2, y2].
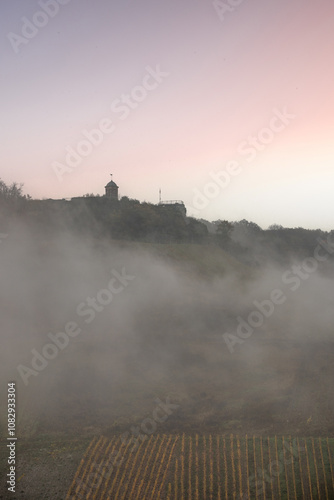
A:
[1, 0, 334, 229]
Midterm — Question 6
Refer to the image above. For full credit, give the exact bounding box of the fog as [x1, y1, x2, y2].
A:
[1, 219, 334, 438]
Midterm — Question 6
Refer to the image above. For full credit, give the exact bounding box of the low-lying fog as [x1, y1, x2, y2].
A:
[1, 221, 334, 437]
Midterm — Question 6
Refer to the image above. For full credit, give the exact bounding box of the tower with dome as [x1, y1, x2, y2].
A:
[105, 174, 119, 200]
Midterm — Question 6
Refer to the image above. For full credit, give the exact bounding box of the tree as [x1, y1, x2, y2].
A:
[186, 218, 209, 243]
[216, 220, 233, 245]
[0, 178, 30, 213]
[234, 219, 262, 233]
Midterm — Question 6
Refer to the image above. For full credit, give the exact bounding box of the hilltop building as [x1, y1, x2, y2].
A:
[158, 199, 187, 217]
[105, 175, 119, 200]
[158, 188, 186, 216]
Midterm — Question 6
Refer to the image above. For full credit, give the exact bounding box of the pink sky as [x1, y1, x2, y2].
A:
[1, 0, 334, 229]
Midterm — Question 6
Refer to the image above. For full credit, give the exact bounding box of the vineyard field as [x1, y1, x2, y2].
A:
[66, 434, 334, 499]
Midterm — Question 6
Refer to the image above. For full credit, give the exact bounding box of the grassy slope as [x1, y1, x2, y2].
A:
[111, 240, 252, 280]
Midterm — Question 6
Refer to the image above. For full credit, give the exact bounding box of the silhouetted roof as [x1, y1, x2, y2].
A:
[105, 180, 118, 188]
